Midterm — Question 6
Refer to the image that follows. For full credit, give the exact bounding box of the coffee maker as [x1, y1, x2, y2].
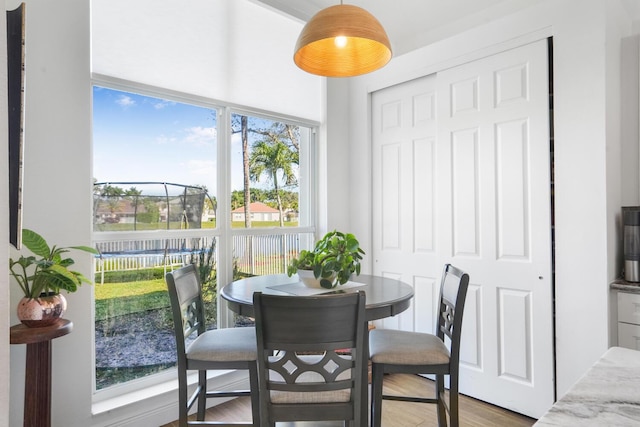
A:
[623, 206, 640, 282]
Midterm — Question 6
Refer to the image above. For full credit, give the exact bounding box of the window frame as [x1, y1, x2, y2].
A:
[90, 77, 319, 399]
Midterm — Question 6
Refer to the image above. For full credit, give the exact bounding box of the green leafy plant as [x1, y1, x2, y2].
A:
[188, 237, 218, 323]
[9, 229, 99, 298]
[287, 230, 365, 289]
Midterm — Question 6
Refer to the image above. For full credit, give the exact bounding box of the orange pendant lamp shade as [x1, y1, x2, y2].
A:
[294, 4, 392, 77]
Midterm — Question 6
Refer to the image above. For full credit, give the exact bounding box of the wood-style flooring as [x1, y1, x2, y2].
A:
[160, 373, 537, 426]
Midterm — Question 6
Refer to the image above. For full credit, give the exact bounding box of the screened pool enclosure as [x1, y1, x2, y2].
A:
[93, 181, 214, 232]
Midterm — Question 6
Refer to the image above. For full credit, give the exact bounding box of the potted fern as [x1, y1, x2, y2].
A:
[9, 228, 98, 327]
[287, 230, 365, 289]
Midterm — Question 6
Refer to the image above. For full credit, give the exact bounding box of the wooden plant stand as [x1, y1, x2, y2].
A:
[10, 319, 73, 427]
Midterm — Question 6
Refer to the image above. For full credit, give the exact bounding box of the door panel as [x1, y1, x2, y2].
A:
[451, 128, 480, 257]
[373, 75, 439, 333]
[372, 39, 553, 417]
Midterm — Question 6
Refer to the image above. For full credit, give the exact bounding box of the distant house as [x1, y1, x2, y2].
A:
[94, 199, 149, 224]
[231, 201, 280, 222]
[202, 207, 216, 222]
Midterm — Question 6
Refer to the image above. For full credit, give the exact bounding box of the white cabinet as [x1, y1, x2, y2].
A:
[618, 292, 640, 350]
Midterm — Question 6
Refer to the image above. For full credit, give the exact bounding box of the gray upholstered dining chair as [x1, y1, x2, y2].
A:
[165, 264, 259, 427]
[369, 264, 470, 427]
[253, 290, 367, 427]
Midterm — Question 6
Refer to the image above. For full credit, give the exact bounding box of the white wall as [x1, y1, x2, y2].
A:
[0, 1, 9, 425]
[333, 0, 638, 400]
[324, 78, 351, 235]
[7, 0, 93, 425]
[605, 2, 634, 348]
[621, 35, 640, 207]
[92, 0, 323, 123]
[552, 0, 610, 397]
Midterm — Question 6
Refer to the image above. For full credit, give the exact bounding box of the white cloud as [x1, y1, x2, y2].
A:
[116, 95, 135, 108]
[153, 100, 175, 110]
[155, 135, 177, 145]
[183, 126, 216, 146]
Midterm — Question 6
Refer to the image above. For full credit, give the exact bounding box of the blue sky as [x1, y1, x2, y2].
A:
[93, 86, 222, 195]
[93, 86, 299, 198]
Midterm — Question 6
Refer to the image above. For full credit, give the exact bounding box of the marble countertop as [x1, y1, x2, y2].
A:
[535, 346, 640, 426]
[610, 279, 640, 294]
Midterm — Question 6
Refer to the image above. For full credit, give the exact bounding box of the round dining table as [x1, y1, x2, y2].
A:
[221, 273, 414, 424]
[221, 273, 415, 322]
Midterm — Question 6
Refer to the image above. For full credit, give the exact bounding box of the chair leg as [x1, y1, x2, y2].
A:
[248, 363, 260, 426]
[449, 372, 459, 427]
[197, 370, 207, 420]
[370, 363, 384, 427]
[259, 376, 271, 427]
[178, 367, 188, 427]
[435, 374, 447, 427]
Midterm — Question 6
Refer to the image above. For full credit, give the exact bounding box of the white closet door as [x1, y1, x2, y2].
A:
[372, 74, 440, 334]
[371, 39, 554, 417]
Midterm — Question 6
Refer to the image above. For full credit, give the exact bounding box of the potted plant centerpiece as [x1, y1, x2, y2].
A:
[9, 228, 98, 327]
[287, 230, 365, 289]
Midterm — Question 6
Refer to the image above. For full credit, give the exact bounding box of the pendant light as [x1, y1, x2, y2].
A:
[293, 2, 392, 77]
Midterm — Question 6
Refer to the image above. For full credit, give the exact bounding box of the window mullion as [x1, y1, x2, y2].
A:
[216, 106, 234, 329]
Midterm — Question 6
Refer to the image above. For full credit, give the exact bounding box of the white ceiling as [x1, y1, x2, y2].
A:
[254, 0, 640, 56]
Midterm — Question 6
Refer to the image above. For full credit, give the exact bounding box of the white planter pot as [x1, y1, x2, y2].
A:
[297, 269, 336, 288]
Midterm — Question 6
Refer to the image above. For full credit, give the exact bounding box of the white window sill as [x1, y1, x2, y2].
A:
[92, 369, 240, 416]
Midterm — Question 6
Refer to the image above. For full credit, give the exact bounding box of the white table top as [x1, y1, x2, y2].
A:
[535, 346, 640, 426]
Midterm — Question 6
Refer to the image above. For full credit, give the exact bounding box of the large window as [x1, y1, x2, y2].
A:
[229, 111, 314, 277]
[92, 84, 315, 392]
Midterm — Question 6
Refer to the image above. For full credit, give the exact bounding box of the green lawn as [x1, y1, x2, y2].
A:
[94, 269, 219, 321]
[231, 221, 298, 227]
[95, 278, 169, 320]
[93, 224, 298, 320]
[95, 278, 166, 300]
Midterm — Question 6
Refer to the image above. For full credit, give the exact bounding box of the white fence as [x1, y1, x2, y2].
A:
[95, 232, 308, 279]
[233, 234, 301, 276]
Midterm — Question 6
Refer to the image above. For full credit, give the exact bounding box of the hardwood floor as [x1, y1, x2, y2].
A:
[160, 374, 537, 426]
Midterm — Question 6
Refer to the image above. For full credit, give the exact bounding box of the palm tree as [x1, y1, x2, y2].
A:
[124, 187, 142, 230]
[249, 140, 297, 227]
[241, 116, 251, 228]
[230, 190, 244, 211]
[231, 114, 253, 228]
[100, 184, 125, 222]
